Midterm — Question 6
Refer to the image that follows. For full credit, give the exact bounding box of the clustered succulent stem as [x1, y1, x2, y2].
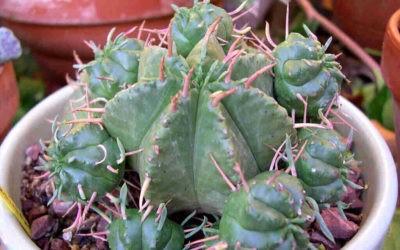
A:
[38, 2, 362, 248]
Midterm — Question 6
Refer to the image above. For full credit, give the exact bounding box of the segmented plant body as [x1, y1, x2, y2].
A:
[37, 1, 362, 249]
[273, 30, 345, 118]
[295, 127, 358, 204]
[43, 123, 125, 203]
[219, 171, 314, 250]
[108, 208, 184, 250]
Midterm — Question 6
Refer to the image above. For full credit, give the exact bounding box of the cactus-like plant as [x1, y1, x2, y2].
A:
[108, 208, 184, 250]
[273, 27, 346, 118]
[77, 30, 144, 100]
[96, 5, 295, 214]
[102, 65, 294, 214]
[42, 122, 125, 203]
[33, 1, 364, 249]
[171, 1, 233, 57]
[219, 171, 314, 249]
[295, 127, 361, 204]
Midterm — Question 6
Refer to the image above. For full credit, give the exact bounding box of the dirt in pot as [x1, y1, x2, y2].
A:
[20, 140, 364, 250]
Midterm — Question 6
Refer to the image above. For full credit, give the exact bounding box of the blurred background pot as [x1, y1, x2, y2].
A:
[0, 62, 19, 142]
[0, 86, 397, 249]
[0, 0, 197, 92]
[0, 26, 21, 142]
[333, 0, 400, 51]
[381, 8, 400, 199]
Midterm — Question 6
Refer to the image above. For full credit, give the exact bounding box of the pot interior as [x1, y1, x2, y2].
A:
[0, 87, 397, 249]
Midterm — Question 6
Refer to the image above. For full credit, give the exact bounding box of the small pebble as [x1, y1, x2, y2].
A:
[31, 215, 54, 240]
[319, 208, 359, 240]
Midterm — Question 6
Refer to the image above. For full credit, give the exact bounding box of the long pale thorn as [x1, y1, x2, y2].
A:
[269, 140, 286, 171]
[211, 87, 238, 107]
[285, 1, 290, 39]
[137, 20, 146, 40]
[244, 63, 276, 89]
[224, 50, 243, 83]
[204, 17, 223, 42]
[72, 107, 105, 113]
[141, 205, 154, 223]
[209, 154, 237, 192]
[294, 140, 308, 163]
[139, 176, 152, 211]
[123, 26, 137, 36]
[167, 23, 173, 57]
[65, 118, 103, 124]
[232, 5, 255, 22]
[95, 144, 107, 165]
[183, 67, 194, 98]
[250, 30, 272, 53]
[265, 22, 277, 48]
[266, 171, 282, 185]
[293, 123, 329, 129]
[295, 93, 308, 123]
[159, 56, 165, 82]
[228, 0, 249, 15]
[226, 35, 244, 58]
[233, 163, 249, 192]
[125, 148, 144, 156]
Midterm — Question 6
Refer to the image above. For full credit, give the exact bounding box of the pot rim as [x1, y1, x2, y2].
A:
[0, 0, 190, 25]
[388, 9, 400, 50]
[0, 86, 397, 249]
[340, 97, 398, 249]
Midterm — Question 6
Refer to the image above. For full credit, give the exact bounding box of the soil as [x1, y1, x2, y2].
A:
[20, 142, 365, 250]
[21, 143, 110, 250]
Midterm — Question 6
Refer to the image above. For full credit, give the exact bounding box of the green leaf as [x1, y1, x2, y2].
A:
[366, 85, 391, 124]
[382, 97, 395, 131]
[383, 209, 400, 250]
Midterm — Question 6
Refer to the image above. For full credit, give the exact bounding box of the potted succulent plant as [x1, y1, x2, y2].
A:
[0, 1, 397, 249]
[0, 26, 21, 141]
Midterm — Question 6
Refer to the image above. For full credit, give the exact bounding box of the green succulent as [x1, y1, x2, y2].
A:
[43, 122, 125, 203]
[79, 30, 144, 99]
[295, 127, 360, 204]
[171, 0, 233, 57]
[273, 27, 345, 118]
[108, 208, 184, 250]
[219, 171, 314, 249]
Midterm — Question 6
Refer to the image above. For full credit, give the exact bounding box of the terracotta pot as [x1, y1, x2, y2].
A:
[0, 0, 193, 92]
[381, 8, 400, 200]
[0, 62, 19, 142]
[333, 0, 400, 51]
[0, 86, 397, 249]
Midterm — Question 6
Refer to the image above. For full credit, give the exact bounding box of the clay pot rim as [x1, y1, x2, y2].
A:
[0, 14, 173, 27]
[0, 0, 191, 26]
[0, 10, 174, 26]
[387, 9, 400, 50]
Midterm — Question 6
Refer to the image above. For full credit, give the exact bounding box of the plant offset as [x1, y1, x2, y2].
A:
[31, 1, 364, 249]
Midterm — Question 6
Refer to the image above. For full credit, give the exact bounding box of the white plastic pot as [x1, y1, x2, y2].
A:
[0, 86, 397, 249]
